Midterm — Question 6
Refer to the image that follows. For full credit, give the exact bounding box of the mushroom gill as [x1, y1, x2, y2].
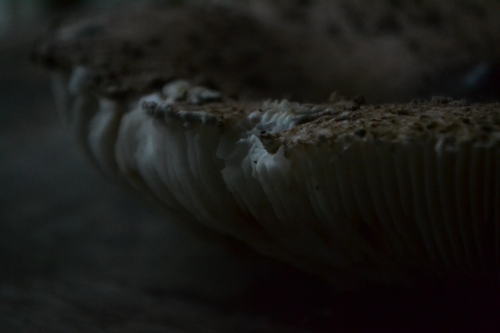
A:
[34, 3, 500, 289]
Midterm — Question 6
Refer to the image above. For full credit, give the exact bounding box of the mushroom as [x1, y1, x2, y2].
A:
[34, 3, 500, 289]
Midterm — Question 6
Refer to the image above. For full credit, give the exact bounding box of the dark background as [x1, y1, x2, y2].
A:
[1, 1, 499, 332]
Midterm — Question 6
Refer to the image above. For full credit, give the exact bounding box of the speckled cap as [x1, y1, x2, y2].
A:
[33, 4, 339, 102]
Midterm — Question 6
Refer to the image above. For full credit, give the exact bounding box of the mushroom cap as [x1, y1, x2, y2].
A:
[34, 3, 500, 288]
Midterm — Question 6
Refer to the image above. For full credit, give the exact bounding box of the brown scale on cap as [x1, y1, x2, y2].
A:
[274, 102, 500, 149]
[141, 97, 500, 152]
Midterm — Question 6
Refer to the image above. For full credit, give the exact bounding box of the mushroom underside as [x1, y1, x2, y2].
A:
[37, 3, 500, 288]
[51, 70, 500, 287]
